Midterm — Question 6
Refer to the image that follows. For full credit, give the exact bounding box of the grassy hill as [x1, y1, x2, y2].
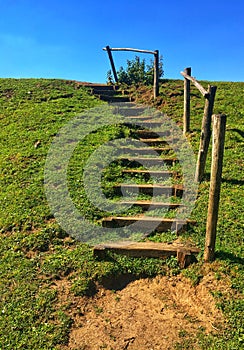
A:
[0, 78, 243, 349]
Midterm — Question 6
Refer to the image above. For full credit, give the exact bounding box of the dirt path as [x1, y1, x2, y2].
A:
[58, 273, 226, 350]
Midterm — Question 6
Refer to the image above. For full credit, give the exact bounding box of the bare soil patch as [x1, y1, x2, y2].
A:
[57, 273, 226, 350]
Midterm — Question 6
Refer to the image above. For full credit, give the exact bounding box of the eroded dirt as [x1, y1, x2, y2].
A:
[57, 272, 227, 350]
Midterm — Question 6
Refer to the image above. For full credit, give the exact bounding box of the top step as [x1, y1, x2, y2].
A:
[83, 84, 119, 91]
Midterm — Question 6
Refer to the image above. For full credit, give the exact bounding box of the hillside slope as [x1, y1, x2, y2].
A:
[0, 78, 243, 349]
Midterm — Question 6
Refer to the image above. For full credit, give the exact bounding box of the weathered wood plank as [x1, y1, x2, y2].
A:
[134, 130, 171, 138]
[102, 216, 196, 234]
[121, 169, 178, 181]
[113, 183, 183, 196]
[103, 47, 156, 55]
[120, 200, 184, 209]
[122, 169, 175, 175]
[195, 85, 217, 182]
[139, 138, 170, 145]
[126, 120, 164, 127]
[119, 146, 172, 154]
[124, 115, 155, 120]
[119, 156, 178, 166]
[94, 241, 200, 268]
[180, 71, 209, 97]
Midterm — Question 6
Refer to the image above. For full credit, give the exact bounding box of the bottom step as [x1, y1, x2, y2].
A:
[94, 241, 200, 268]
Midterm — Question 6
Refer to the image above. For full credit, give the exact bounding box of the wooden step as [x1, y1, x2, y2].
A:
[93, 241, 200, 268]
[139, 138, 169, 146]
[102, 216, 195, 233]
[137, 120, 164, 128]
[119, 156, 178, 166]
[133, 130, 171, 138]
[122, 169, 177, 178]
[113, 184, 183, 197]
[124, 120, 163, 128]
[84, 84, 119, 91]
[124, 115, 155, 120]
[119, 146, 173, 155]
[98, 95, 131, 102]
[93, 89, 117, 96]
[117, 107, 148, 116]
[119, 200, 184, 210]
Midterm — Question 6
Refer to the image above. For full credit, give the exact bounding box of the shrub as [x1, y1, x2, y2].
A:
[107, 55, 164, 86]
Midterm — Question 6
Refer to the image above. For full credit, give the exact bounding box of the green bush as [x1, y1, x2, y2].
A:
[107, 55, 164, 86]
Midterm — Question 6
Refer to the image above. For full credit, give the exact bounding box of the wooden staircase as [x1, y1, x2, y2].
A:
[84, 83, 131, 103]
[85, 85, 199, 267]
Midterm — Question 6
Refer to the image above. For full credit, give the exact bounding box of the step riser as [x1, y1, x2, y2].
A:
[117, 108, 148, 116]
[124, 122, 163, 128]
[84, 84, 119, 91]
[122, 171, 173, 180]
[102, 219, 191, 233]
[97, 95, 131, 102]
[93, 90, 117, 96]
[139, 139, 169, 146]
[119, 148, 172, 155]
[132, 130, 171, 138]
[120, 203, 183, 210]
[134, 122, 164, 128]
[119, 158, 178, 167]
[125, 116, 155, 120]
[112, 186, 183, 197]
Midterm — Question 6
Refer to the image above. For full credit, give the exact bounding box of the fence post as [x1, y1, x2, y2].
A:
[105, 45, 118, 83]
[195, 85, 217, 182]
[183, 67, 191, 134]
[204, 114, 226, 262]
[153, 50, 159, 99]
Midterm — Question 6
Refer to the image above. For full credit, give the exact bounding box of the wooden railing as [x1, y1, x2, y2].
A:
[103, 45, 160, 99]
[181, 68, 217, 182]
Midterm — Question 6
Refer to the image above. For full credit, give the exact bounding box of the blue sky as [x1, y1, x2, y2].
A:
[0, 0, 243, 82]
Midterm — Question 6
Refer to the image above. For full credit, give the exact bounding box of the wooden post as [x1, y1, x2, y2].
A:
[183, 67, 191, 134]
[204, 114, 226, 262]
[195, 85, 217, 182]
[103, 46, 159, 97]
[105, 45, 118, 83]
[153, 50, 159, 99]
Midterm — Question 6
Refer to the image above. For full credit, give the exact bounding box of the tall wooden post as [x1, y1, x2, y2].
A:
[195, 85, 217, 182]
[153, 50, 159, 99]
[204, 114, 226, 262]
[105, 45, 118, 83]
[183, 67, 191, 134]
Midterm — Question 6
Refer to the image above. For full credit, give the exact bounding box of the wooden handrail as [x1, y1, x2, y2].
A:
[180, 71, 209, 97]
[103, 47, 156, 55]
[181, 67, 217, 182]
[195, 85, 217, 182]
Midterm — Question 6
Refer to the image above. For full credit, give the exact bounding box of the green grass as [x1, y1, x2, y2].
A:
[0, 78, 243, 349]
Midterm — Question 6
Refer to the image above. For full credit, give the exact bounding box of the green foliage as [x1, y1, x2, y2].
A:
[107, 55, 164, 86]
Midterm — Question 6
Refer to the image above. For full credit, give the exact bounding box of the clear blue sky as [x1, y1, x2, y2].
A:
[0, 0, 243, 82]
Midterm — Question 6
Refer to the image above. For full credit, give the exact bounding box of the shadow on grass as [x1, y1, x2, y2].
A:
[215, 251, 244, 266]
[202, 173, 244, 187]
[222, 178, 244, 186]
[229, 128, 244, 139]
